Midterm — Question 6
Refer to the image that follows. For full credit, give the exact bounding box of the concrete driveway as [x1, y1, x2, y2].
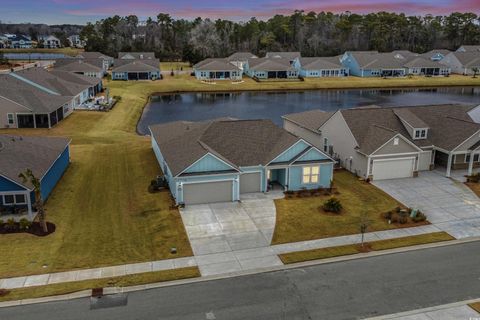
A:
[179, 192, 283, 276]
[373, 171, 480, 239]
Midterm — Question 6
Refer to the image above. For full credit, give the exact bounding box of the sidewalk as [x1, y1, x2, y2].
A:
[0, 224, 442, 290]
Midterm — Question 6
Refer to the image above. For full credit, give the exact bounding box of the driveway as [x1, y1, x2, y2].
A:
[179, 192, 284, 276]
[373, 171, 480, 239]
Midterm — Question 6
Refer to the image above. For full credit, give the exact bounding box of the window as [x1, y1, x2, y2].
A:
[415, 130, 420, 138]
[2, 194, 26, 205]
[3, 195, 14, 204]
[465, 154, 480, 163]
[414, 129, 427, 139]
[323, 138, 329, 152]
[420, 130, 426, 138]
[7, 113, 14, 125]
[15, 194, 26, 204]
[302, 166, 320, 184]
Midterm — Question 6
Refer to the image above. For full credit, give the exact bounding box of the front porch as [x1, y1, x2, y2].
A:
[266, 167, 288, 192]
[0, 191, 35, 221]
[434, 149, 480, 178]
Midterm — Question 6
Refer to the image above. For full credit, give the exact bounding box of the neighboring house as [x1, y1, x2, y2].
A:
[0, 135, 70, 220]
[38, 35, 62, 49]
[340, 52, 406, 77]
[118, 52, 156, 60]
[421, 49, 451, 61]
[226, 52, 258, 71]
[293, 56, 349, 77]
[9, 35, 32, 49]
[67, 35, 85, 48]
[244, 58, 298, 79]
[265, 52, 301, 64]
[13, 67, 102, 108]
[0, 73, 73, 128]
[149, 119, 334, 205]
[111, 59, 161, 80]
[456, 45, 480, 53]
[193, 58, 242, 80]
[283, 104, 480, 180]
[440, 52, 480, 75]
[75, 51, 114, 68]
[404, 57, 450, 76]
[54, 58, 106, 78]
[0, 34, 8, 48]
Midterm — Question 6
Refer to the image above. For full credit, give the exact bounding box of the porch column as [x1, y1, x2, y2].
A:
[26, 192, 33, 220]
[366, 156, 371, 179]
[468, 152, 475, 176]
[446, 153, 453, 177]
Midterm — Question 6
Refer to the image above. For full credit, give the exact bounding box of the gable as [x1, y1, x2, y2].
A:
[295, 148, 330, 162]
[0, 175, 27, 192]
[183, 153, 236, 174]
[270, 140, 309, 164]
[372, 135, 420, 156]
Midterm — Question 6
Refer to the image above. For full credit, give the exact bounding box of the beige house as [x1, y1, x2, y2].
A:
[283, 105, 480, 180]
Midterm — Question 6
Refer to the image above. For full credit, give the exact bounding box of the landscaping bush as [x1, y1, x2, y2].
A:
[5, 218, 16, 231]
[398, 215, 408, 224]
[383, 211, 393, 220]
[19, 218, 32, 230]
[322, 197, 343, 214]
[412, 211, 427, 223]
[467, 172, 480, 183]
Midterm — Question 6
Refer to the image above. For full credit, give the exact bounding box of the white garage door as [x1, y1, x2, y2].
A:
[240, 172, 261, 193]
[183, 181, 233, 205]
[372, 158, 415, 180]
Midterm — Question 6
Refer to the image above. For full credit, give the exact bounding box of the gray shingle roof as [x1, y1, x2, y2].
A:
[403, 57, 446, 68]
[227, 52, 258, 61]
[393, 108, 428, 128]
[193, 58, 240, 71]
[0, 135, 70, 189]
[350, 52, 406, 69]
[266, 52, 301, 60]
[298, 57, 343, 70]
[49, 70, 102, 87]
[54, 59, 103, 72]
[458, 45, 480, 52]
[0, 74, 72, 113]
[112, 59, 160, 72]
[421, 49, 451, 59]
[118, 52, 156, 59]
[451, 52, 480, 67]
[283, 110, 334, 132]
[149, 119, 301, 176]
[247, 58, 295, 71]
[76, 52, 113, 60]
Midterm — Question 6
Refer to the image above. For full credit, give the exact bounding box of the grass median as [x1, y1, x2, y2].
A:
[0, 267, 200, 303]
[279, 232, 455, 264]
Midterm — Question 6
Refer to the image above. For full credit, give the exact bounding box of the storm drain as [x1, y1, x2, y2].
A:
[90, 293, 128, 310]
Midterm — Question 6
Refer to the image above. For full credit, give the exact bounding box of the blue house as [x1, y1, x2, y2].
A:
[293, 56, 349, 78]
[149, 119, 334, 205]
[0, 135, 70, 220]
[340, 51, 406, 77]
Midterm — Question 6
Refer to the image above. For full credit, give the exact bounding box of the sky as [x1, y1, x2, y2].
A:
[1, 0, 479, 25]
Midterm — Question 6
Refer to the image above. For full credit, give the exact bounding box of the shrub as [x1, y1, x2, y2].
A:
[0, 289, 10, 297]
[383, 211, 393, 220]
[19, 218, 32, 230]
[5, 218, 16, 231]
[322, 197, 342, 214]
[390, 213, 399, 223]
[412, 211, 427, 222]
[398, 215, 408, 224]
[395, 207, 402, 213]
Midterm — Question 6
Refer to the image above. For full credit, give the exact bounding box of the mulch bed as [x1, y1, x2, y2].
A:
[0, 222, 56, 237]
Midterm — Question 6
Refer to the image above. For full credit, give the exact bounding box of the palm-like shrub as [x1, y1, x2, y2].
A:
[322, 197, 342, 214]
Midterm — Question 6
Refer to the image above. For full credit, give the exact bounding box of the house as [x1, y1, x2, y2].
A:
[9, 35, 32, 49]
[440, 52, 480, 75]
[13, 67, 102, 108]
[244, 58, 298, 79]
[149, 119, 334, 205]
[38, 35, 62, 49]
[456, 45, 480, 53]
[266, 52, 301, 64]
[340, 52, 406, 77]
[75, 51, 114, 68]
[403, 57, 450, 76]
[67, 35, 85, 48]
[226, 52, 258, 71]
[0, 73, 74, 128]
[293, 56, 349, 77]
[53, 58, 106, 78]
[283, 104, 480, 181]
[0, 135, 70, 220]
[0, 34, 8, 48]
[118, 52, 156, 60]
[421, 49, 451, 61]
[391, 50, 418, 59]
[111, 59, 161, 80]
[193, 58, 242, 80]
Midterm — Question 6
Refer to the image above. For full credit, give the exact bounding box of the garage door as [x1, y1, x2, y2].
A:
[183, 181, 233, 205]
[240, 172, 261, 194]
[372, 158, 415, 180]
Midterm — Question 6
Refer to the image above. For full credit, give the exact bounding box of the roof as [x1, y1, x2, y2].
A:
[247, 57, 295, 71]
[112, 59, 160, 72]
[0, 74, 72, 113]
[118, 52, 156, 59]
[458, 45, 480, 52]
[421, 49, 451, 58]
[54, 59, 103, 72]
[283, 109, 334, 132]
[392, 50, 418, 57]
[0, 135, 70, 189]
[266, 52, 301, 60]
[193, 58, 239, 71]
[298, 57, 343, 70]
[227, 52, 258, 61]
[76, 52, 113, 60]
[403, 57, 446, 68]
[349, 52, 406, 69]
[149, 119, 303, 176]
[450, 52, 480, 67]
[393, 108, 429, 128]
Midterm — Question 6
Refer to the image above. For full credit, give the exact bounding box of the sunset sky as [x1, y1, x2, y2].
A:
[1, 0, 479, 24]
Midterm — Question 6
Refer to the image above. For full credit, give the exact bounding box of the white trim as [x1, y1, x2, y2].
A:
[0, 173, 30, 191]
[175, 152, 239, 177]
[267, 139, 308, 165]
[372, 156, 416, 179]
[180, 178, 235, 204]
[452, 129, 480, 153]
[370, 151, 420, 158]
[291, 144, 335, 163]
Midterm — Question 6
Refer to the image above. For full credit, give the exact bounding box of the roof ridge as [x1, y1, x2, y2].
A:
[445, 115, 479, 125]
[371, 124, 397, 133]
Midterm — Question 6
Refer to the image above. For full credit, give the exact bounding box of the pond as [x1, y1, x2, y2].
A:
[137, 87, 480, 135]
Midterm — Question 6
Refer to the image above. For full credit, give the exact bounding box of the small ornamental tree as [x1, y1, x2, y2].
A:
[472, 67, 479, 78]
[19, 169, 48, 233]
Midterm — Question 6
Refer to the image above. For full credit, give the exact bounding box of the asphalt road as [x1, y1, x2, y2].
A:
[2, 241, 480, 320]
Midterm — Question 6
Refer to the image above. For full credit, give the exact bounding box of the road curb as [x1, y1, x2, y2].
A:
[1, 236, 479, 308]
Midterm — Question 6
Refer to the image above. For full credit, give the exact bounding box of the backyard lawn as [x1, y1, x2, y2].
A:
[0, 47, 83, 56]
[272, 170, 410, 244]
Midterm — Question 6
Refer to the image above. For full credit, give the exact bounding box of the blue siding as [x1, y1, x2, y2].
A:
[0, 176, 27, 192]
[184, 154, 234, 173]
[40, 146, 70, 201]
[271, 140, 309, 163]
[288, 163, 333, 190]
[296, 148, 330, 162]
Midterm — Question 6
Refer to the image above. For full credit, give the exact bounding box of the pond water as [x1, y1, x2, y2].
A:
[137, 87, 480, 135]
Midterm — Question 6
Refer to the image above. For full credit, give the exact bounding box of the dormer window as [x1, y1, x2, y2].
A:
[414, 129, 427, 140]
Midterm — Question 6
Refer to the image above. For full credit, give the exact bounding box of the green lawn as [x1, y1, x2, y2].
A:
[0, 267, 200, 302]
[272, 170, 414, 244]
[0, 47, 83, 56]
[279, 232, 454, 264]
[469, 302, 480, 314]
[161, 61, 192, 72]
